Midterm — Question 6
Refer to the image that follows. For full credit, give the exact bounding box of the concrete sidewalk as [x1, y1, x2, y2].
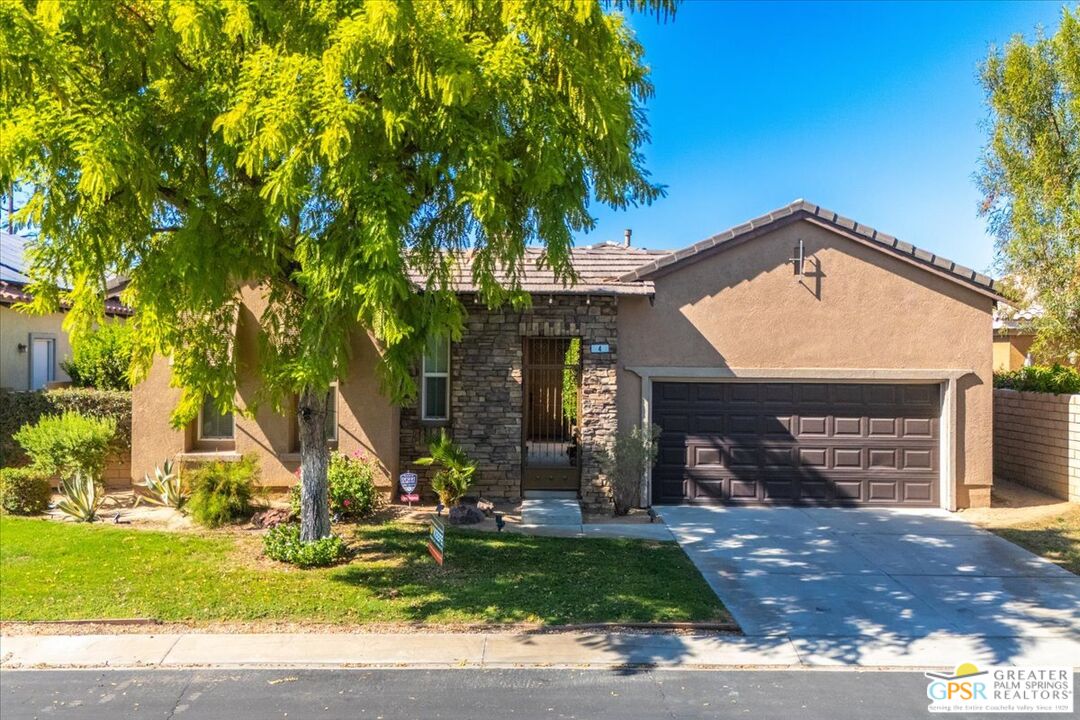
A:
[3, 631, 1077, 670]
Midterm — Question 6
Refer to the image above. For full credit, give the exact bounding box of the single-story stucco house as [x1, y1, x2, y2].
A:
[131, 200, 1006, 511]
[1, 232, 131, 391]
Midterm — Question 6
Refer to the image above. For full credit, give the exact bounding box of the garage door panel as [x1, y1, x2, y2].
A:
[763, 383, 794, 403]
[865, 385, 897, 404]
[727, 447, 760, 467]
[868, 417, 898, 436]
[763, 415, 794, 436]
[799, 447, 828, 467]
[796, 383, 830, 403]
[764, 480, 798, 500]
[694, 414, 724, 433]
[693, 446, 722, 467]
[652, 382, 939, 507]
[798, 416, 828, 436]
[868, 449, 897, 468]
[728, 414, 760, 434]
[903, 418, 934, 437]
[729, 384, 760, 403]
[903, 481, 934, 503]
[834, 448, 863, 468]
[834, 417, 863, 436]
[728, 480, 759, 499]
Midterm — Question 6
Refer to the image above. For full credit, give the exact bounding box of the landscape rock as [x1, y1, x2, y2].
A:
[250, 507, 294, 529]
[448, 503, 485, 525]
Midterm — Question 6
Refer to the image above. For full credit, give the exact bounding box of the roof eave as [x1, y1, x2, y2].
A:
[618, 201, 1007, 303]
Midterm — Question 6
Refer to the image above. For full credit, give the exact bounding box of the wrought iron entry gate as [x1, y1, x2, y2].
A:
[522, 337, 582, 491]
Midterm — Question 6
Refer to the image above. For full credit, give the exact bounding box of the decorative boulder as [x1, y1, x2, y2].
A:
[448, 503, 485, 525]
[250, 507, 294, 529]
[476, 498, 495, 516]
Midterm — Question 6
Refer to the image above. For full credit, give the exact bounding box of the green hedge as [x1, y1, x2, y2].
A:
[994, 364, 1080, 395]
[0, 388, 132, 467]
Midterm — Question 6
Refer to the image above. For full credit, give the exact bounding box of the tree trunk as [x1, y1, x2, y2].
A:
[297, 386, 331, 541]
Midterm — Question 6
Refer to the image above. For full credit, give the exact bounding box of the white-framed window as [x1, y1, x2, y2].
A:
[199, 396, 235, 440]
[421, 336, 450, 421]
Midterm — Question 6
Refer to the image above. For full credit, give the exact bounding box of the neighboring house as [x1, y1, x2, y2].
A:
[992, 298, 1040, 372]
[0, 232, 130, 391]
[131, 200, 1005, 511]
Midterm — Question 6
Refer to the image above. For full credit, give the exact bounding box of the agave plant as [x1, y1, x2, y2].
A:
[56, 471, 104, 522]
[136, 460, 184, 509]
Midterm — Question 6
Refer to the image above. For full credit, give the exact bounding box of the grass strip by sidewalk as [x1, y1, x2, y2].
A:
[987, 505, 1080, 576]
[0, 516, 728, 625]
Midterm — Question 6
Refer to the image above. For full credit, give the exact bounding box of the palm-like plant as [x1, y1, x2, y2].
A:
[56, 471, 104, 522]
[415, 431, 477, 508]
[136, 460, 184, 509]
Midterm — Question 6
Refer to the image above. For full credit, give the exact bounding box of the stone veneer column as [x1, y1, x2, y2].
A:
[400, 295, 619, 511]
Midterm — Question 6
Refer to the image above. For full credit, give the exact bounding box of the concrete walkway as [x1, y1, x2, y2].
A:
[3, 627, 1077, 670]
[660, 505, 1080, 666]
[0, 632, 797, 670]
[518, 498, 674, 540]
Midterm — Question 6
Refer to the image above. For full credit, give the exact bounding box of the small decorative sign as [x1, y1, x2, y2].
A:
[428, 516, 446, 565]
[590, 343, 610, 354]
[399, 472, 418, 494]
[400, 493, 420, 504]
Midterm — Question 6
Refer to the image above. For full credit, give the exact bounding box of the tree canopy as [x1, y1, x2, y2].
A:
[0, 0, 670, 420]
[978, 5, 1080, 361]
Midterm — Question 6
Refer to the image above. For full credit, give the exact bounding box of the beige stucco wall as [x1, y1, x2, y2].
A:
[617, 218, 996, 509]
[993, 334, 1034, 371]
[0, 306, 72, 391]
[131, 287, 399, 490]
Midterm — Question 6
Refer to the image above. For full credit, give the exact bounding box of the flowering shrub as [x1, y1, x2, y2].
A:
[290, 450, 383, 520]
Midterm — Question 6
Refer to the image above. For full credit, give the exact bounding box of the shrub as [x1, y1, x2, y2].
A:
[0, 467, 52, 515]
[289, 451, 383, 520]
[60, 322, 133, 390]
[415, 431, 476, 507]
[597, 423, 661, 515]
[263, 523, 346, 567]
[185, 455, 258, 528]
[0, 388, 131, 467]
[56, 471, 105, 522]
[13, 411, 117, 483]
[994, 364, 1080, 394]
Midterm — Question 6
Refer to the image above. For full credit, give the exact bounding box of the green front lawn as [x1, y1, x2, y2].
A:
[988, 505, 1080, 576]
[0, 516, 728, 625]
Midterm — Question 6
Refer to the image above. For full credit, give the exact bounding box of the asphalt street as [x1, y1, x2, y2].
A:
[1, 668, 1074, 720]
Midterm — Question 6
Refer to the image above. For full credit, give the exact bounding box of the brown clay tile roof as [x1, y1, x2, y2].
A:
[618, 199, 1006, 301]
[411, 242, 665, 296]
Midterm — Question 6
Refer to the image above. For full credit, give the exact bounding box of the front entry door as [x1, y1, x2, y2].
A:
[522, 338, 581, 491]
[30, 337, 55, 390]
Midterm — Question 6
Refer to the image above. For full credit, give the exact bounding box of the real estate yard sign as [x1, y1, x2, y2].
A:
[428, 516, 446, 566]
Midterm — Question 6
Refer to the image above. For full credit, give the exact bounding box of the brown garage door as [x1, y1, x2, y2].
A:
[652, 382, 940, 506]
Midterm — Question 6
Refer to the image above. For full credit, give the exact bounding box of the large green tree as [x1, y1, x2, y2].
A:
[0, 0, 670, 540]
[978, 5, 1080, 362]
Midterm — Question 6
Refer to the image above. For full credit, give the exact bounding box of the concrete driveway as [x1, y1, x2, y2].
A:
[661, 505, 1080, 666]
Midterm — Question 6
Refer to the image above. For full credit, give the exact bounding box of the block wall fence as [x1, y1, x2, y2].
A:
[993, 388, 1080, 502]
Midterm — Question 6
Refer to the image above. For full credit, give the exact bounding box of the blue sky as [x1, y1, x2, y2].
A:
[578, 0, 1068, 274]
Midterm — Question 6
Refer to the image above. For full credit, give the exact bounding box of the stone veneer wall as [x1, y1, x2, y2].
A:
[400, 295, 619, 511]
[993, 388, 1080, 502]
